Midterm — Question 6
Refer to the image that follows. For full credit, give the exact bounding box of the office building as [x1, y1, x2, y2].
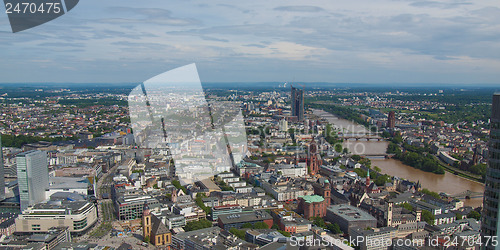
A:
[291, 86, 304, 121]
[171, 226, 249, 250]
[482, 93, 500, 248]
[16, 150, 49, 212]
[0, 135, 5, 201]
[326, 204, 377, 234]
[0, 226, 71, 250]
[211, 204, 242, 221]
[115, 193, 159, 220]
[15, 192, 97, 234]
[217, 210, 273, 230]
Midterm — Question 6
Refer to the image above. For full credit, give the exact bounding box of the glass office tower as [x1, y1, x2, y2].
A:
[291, 86, 304, 121]
[482, 93, 500, 249]
[0, 135, 4, 201]
[16, 150, 49, 212]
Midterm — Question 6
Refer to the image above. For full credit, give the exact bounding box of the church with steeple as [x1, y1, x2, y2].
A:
[143, 203, 172, 247]
[365, 169, 380, 194]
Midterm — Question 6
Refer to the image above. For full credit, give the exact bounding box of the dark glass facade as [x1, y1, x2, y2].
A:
[291, 86, 304, 121]
[482, 94, 500, 249]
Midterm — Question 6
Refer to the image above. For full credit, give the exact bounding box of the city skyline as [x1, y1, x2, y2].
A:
[1, 0, 500, 245]
[1, 0, 500, 84]
[0, 84, 495, 248]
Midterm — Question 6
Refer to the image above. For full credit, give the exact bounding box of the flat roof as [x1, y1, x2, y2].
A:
[197, 178, 221, 191]
[327, 204, 377, 222]
[218, 211, 272, 225]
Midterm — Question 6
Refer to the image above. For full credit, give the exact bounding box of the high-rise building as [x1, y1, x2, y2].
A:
[482, 93, 500, 248]
[0, 135, 5, 201]
[291, 86, 304, 121]
[387, 111, 396, 129]
[16, 150, 49, 212]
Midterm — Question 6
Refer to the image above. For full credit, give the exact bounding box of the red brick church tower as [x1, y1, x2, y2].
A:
[308, 138, 321, 175]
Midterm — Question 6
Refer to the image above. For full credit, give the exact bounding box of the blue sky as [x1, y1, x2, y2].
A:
[1, 0, 500, 84]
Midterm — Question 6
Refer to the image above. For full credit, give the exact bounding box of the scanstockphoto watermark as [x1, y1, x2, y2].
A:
[290, 236, 499, 248]
[3, 0, 80, 33]
[289, 236, 425, 248]
[252, 122, 381, 155]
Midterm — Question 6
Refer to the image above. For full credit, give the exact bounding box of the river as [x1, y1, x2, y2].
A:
[313, 109, 485, 207]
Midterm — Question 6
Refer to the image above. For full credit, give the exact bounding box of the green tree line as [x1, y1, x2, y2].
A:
[1, 134, 78, 148]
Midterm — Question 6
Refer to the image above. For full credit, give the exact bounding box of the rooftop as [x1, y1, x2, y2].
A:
[327, 204, 377, 222]
[218, 210, 272, 224]
[299, 195, 324, 204]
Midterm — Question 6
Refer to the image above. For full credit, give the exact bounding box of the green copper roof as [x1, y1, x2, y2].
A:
[300, 195, 325, 203]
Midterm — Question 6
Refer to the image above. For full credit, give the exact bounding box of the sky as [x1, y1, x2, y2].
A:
[1, 0, 500, 84]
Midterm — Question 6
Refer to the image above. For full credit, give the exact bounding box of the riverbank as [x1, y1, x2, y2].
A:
[432, 155, 484, 184]
[312, 108, 485, 207]
[372, 158, 485, 207]
[313, 105, 485, 184]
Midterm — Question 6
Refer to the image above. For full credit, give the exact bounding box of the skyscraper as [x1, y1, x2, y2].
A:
[482, 93, 500, 248]
[0, 135, 5, 201]
[291, 86, 304, 121]
[16, 150, 49, 212]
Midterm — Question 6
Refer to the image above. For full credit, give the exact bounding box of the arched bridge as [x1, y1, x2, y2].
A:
[340, 133, 383, 141]
[449, 190, 484, 200]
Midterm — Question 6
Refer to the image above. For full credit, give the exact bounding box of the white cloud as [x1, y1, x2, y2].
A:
[0, 0, 499, 84]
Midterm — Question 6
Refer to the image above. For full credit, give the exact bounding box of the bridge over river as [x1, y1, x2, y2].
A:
[340, 133, 383, 141]
[449, 190, 484, 200]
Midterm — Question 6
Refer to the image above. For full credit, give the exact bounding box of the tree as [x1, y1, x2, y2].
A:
[351, 155, 362, 161]
[382, 131, 391, 138]
[311, 216, 327, 228]
[386, 142, 401, 154]
[254, 222, 269, 229]
[421, 210, 435, 225]
[421, 189, 441, 200]
[456, 213, 463, 220]
[467, 210, 481, 220]
[353, 168, 367, 178]
[143, 235, 150, 243]
[327, 223, 342, 234]
[373, 166, 381, 172]
[278, 230, 291, 237]
[172, 180, 187, 193]
[359, 158, 371, 167]
[241, 222, 253, 228]
[184, 219, 212, 231]
[374, 175, 390, 186]
[469, 164, 487, 178]
[334, 144, 343, 153]
[399, 203, 414, 212]
[195, 193, 211, 215]
[229, 228, 246, 240]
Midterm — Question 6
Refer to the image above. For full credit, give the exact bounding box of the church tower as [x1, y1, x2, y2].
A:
[143, 203, 152, 240]
[171, 189, 178, 203]
[323, 179, 331, 207]
[366, 169, 371, 190]
[308, 138, 319, 175]
[386, 202, 393, 227]
[416, 210, 422, 222]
